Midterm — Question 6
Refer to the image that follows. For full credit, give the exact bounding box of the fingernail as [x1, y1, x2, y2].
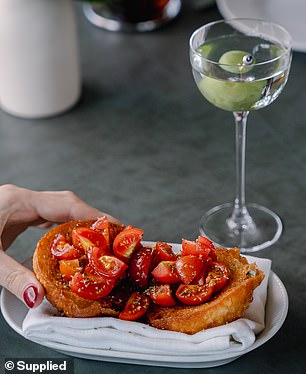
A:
[23, 285, 38, 308]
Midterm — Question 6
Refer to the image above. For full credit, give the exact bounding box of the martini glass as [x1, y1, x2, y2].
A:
[189, 19, 292, 252]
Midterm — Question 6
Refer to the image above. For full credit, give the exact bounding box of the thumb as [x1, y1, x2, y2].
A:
[0, 251, 44, 308]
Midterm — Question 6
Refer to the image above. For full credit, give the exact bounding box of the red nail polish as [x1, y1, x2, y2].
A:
[23, 285, 38, 308]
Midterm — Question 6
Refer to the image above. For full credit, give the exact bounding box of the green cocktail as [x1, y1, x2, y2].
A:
[193, 35, 288, 112]
[189, 19, 292, 252]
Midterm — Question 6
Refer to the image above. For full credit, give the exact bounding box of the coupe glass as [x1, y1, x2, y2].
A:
[189, 19, 292, 252]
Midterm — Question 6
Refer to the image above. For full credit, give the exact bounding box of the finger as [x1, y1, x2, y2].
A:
[0, 251, 44, 308]
[0, 185, 122, 226]
[30, 190, 123, 225]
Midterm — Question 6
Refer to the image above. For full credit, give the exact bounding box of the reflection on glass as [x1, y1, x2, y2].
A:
[83, 0, 181, 32]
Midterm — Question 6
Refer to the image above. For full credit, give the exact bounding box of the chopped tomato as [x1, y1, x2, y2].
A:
[208, 248, 218, 261]
[113, 227, 144, 260]
[181, 239, 197, 256]
[89, 247, 128, 278]
[72, 227, 109, 253]
[90, 217, 110, 247]
[59, 259, 82, 280]
[87, 244, 109, 260]
[70, 272, 115, 300]
[83, 264, 97, 275]
[51, 234, 81, 260]
[155, 242, 177, 262]
[192, 262, 208, 285]
[119, 292, 150, 321]
[206, 261, 229, 292]
[175, 255, 205, 285]
[197, 236, 217, 261]
[129, 246, 155, 289]
[90, 216, 108, 231]
[151, 261, 180, 284]
[149, 284, 176, 307]
[176, 283, 214, 306]
[181, 236, 215, 260]
[196, 235, 215, 251]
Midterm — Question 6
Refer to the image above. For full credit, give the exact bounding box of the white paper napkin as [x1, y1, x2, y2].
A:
[23, 256, 271, 356]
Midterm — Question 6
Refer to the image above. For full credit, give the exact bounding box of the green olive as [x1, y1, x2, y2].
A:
[198, 76, 267, 111]
[219, 50, 255, 74]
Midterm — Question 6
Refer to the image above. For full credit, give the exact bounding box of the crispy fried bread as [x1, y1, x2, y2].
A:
[34, 220, 264, 334]
[33, 220, 127, 318]
[147, 247, 264, 334]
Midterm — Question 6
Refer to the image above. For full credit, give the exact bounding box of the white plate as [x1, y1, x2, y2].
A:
[1, 257, 288, 368]
[217, 0, 306, 52]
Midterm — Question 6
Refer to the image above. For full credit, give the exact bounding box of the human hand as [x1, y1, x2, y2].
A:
[0, 184, 121, 309]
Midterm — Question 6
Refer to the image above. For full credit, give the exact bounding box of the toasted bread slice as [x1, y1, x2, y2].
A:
[33, 220, 127, 318]
[34, 220, 264, 334]
[146, 247, 264, 334]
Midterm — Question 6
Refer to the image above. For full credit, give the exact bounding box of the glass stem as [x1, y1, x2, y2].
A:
[227, 111, 255, 232]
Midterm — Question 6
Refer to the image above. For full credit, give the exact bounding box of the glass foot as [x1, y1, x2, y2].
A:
[199, 202, 283, 253]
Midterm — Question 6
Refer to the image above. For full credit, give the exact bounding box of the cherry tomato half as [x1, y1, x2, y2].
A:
[181, 239, 197, 256]
[51, 234, 81, 260]
[149, 284, 176, 307]
[72, 227, 109, 253]
[197, 236, 217, 261]
[70, 272, 115, 300]
[175, 255, 205, 285]
[175, 283, 214, 306]
[155, 242, 177, 262]
[151, 261, 180, 284]
[129, 246, 155, 290]
[90, 217, 107, 230]
[206, 261, 229, 292]
[119, 292, 150, 321]
[113, 227, 144, 260]
[83, 264, 97, 275]
[90, 217, 110, 247]
[89, 247, 128, 279]
[59, 259, 82, 280]
[192, 262, 208, 285]
[196, 235, 215, 251]
[181, 236, 215, 261]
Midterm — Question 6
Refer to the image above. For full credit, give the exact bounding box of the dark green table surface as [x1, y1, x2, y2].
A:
[1, 2, 306, 373]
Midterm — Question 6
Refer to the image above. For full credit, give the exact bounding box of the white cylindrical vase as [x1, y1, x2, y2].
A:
[0, 0, 81, 118]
